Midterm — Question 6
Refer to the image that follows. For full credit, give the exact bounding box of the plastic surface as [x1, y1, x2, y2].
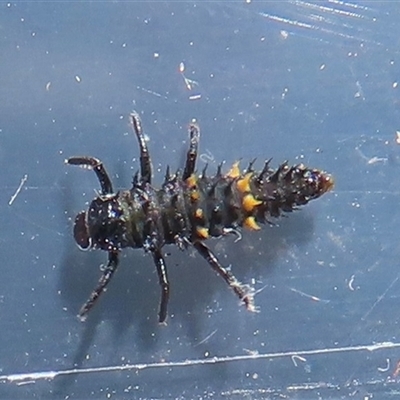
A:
[1, 1, 400, 399]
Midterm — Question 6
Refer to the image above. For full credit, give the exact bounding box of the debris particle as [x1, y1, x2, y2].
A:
[280, 30, 289, 39]
[348, 274, 356, 291]
[178, 62, 199, 91]
[291, 355, 306, 367]
[377, 358, 390, 372]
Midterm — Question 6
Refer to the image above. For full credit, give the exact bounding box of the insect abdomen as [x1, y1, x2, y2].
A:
[181, 160, 333, 240]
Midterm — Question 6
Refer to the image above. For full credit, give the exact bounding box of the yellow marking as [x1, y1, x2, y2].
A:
[196, 227, 209, 239]
[195, 208, 203, 219]
[236, 172, 253, 193]
[244, 216, 261, 231]
[186, 174, 197, 188]
[190, 190, 200, 202]
[227, 161, 240, 179]
[242, 194, 262, 212]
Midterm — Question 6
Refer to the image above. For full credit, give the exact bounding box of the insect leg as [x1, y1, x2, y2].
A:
[182, 122, 200, 181]
[130, 111, 152, 185]
[78, 250, 119, 321]
[151, 248, 170, 324]
[67, 156, 114, 195]
[193, 241, 256, 312]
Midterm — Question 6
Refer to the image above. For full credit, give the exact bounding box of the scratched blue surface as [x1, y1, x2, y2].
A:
[1, 1, 400, 399]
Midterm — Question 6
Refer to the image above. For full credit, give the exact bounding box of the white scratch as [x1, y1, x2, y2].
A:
[290, 0, 364, 19]
[136, 86, 168, 100]
[328, 0, 370, 11]
[194, 329, 218, 347]
[8, 174, 28, 205]
[289, 287, 330, 304]
[2, 341, 399, 385]
[362, 275, 399, 321]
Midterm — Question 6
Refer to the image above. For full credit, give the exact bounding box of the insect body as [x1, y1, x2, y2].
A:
[67, 112, 334, 324]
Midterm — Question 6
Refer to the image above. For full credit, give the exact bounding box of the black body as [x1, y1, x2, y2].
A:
[67, 112, 334, 323]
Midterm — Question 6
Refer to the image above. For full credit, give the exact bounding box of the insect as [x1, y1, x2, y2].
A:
[67, 112, 334, 324]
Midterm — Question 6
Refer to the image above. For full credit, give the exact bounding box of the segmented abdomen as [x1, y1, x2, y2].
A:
[139, 160, 334, 246]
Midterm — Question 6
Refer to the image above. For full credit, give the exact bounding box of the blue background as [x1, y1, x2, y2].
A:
[1, 1, 400, 398]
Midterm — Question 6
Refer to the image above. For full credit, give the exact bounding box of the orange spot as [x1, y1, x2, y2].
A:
[190, 190, 200, 202]
[195, 208, 203, 219]
[186, 174, 197, 189]
[196, 227, 209, 239]
[227, 161, 240, 179]
[242, 194, 262, 212]
[236, 172, 253, 193]
[244, 216, 261, 231]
